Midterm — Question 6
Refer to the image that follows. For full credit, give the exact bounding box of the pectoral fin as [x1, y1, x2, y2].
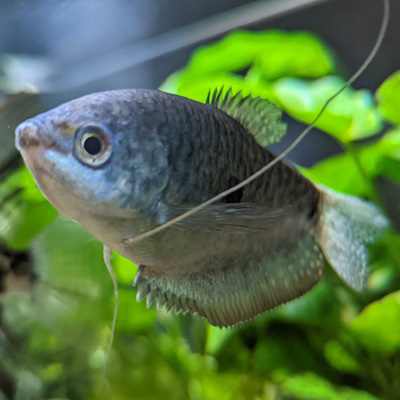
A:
[134, 235, 324, 327]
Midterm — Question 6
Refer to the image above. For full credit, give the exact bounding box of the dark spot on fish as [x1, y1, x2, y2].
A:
[307, 193, 320, 220]
[223, 176, 243, 203]
[220, 264, 231, 274]
[53, 120, 70, 130]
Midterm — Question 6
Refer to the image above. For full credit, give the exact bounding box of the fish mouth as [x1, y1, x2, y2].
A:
[15, 119, 62, 210]
[15, 119, 53, 151]
[14, 118, 59, 184]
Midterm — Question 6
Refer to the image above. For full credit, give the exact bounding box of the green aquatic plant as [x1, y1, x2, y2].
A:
[1, 29, 400, 400]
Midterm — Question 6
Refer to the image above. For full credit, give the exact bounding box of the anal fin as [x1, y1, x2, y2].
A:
[133, 235, 324, 328]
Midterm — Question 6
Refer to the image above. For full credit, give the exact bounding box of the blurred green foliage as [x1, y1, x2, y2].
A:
[1, 30, 400, 400]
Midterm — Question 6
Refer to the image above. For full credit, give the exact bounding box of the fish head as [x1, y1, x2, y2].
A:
[15, 90, 170, 224]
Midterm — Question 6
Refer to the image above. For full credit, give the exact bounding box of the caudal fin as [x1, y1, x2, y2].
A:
[316, 187, 389, 291]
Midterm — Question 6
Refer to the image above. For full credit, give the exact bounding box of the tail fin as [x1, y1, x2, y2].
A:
[316, 187, 389, 291]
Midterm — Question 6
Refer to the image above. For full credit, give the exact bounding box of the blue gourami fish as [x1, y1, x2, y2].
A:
[15, 89, 389, 327]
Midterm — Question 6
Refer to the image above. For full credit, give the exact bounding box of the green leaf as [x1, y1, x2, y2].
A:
[160, 72, 276, 104]
[183, 30, 336, 80]
[367, 265, 398, 293]
[300, 127, 400, 196]
[351, 291, 400, 355]
[376, 70, 400, 125]
[206, 326, 233, 355]
[324, 340, 360, 373]
[299, 153, 371, 198]
[256, 31, 336, 80]
[0, 167, 58, 249]
[112, 251, 137, 285]
[31, 216, 109, 297]
[272, 280, 343, 330]
[252, 328, 330, 378]
[379, 127, 400, 160]
[160, 29, 336, 102]
[279, 372, 379, 400]
[273, 76, 382, 142]
[367, 232, 400, 296]
[116, 288, 157, 332]
[189, 373, 241, 400]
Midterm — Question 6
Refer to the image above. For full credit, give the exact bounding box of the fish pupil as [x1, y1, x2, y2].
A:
[84, 135, 102, 155]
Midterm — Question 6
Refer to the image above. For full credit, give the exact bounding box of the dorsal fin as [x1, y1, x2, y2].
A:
[206, 88, 287, 146]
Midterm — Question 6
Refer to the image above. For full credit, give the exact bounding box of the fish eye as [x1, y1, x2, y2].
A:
[74, 125, 112, 167]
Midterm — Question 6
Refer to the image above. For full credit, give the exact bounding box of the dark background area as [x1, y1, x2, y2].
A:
[0, 0, 398, 97]
[0, 0, 399, 170]
[0, 0, 400, 92]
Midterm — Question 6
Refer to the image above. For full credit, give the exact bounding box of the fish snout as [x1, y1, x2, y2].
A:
[15, 120, 44, 150]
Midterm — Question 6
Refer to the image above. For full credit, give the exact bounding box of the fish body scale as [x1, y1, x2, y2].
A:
[158, 95, 318, 218]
